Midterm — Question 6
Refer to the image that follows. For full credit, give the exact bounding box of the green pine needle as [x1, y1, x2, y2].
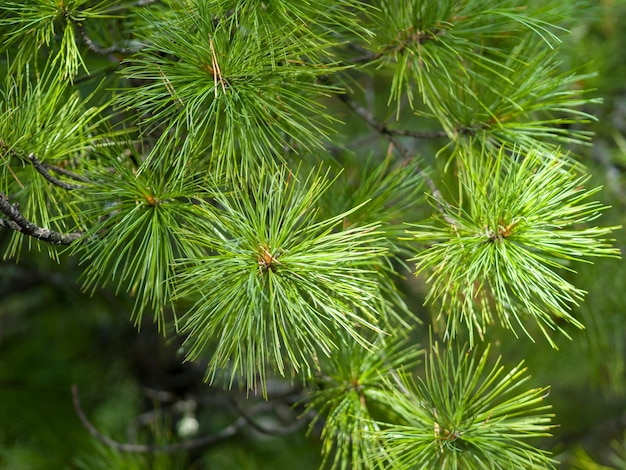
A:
[0, 0, 118, 77]
[409, 146, 620, 346]
[119, 2, 342, 172]
[322, 157, 427, 253]
[307, 332, 423, 470]
[369, 0, 570, 116]
[376, 341, 555, 469]
[0, 64, 115, 259]
[174, 164, 391, 393]
[206, 0, 372, 38]
[73, 152, 205, 329]
[436, 42, 598, 153]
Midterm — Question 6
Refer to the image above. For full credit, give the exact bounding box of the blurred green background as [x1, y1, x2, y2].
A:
[3, 1, 626, 469]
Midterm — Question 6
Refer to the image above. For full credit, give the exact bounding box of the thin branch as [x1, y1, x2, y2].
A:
[392, 128, 449, 139]
[127, 399, 195, 444]
[337, 93, 390, 136]
[72, 385, 246, 453]
[44, 163, 90, 184]
[140, 386, 178, 403]
[126, 394, 197, 443]
[230, 398, 314, 436]
[336, 93, 447, 141]
[75, 22, 139, 55]
[28, 153, 85, 190]
[337, 93, 446, 201]
[336, 92, 459, 228]
[0, 193, 82, 245]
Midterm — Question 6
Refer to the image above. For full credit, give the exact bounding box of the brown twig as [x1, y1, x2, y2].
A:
[44, 163, 90, 183]
[71, 385, 246, 453]
[28, 153, 85, 190]
[0, 193, 82, 245]
[391, 128, 449, 139]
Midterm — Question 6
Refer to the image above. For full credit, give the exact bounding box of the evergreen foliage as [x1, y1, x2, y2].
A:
[173, 165, 392, 390]
[410, 146, 618, 345]
[376, 342, 555, 469]
[0, 0, 624, 469]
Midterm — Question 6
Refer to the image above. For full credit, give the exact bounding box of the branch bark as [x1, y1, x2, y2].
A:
[28, 153, 85, 190]
[230, 398, 314, 436]
[0, 193, 82, 245]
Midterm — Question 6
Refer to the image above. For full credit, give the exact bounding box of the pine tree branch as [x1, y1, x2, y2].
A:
[336, 92, 455, 225]
[74, 21, 139, 55]
[230, 398, 315, 436]
[104, 0, 161, 13]
[336, 91, 448, 140]
[72, 384, 246, 453]
[28, 153, 86, 190]
[391, 128, 449, 139]
[0, 193, 82, 245]
[43, 162, 90, 183]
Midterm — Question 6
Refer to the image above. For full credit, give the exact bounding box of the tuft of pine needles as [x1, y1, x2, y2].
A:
[410, 146, 619, 346]
[375, 341, 556, 469]
[174, 164, 392, 393]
